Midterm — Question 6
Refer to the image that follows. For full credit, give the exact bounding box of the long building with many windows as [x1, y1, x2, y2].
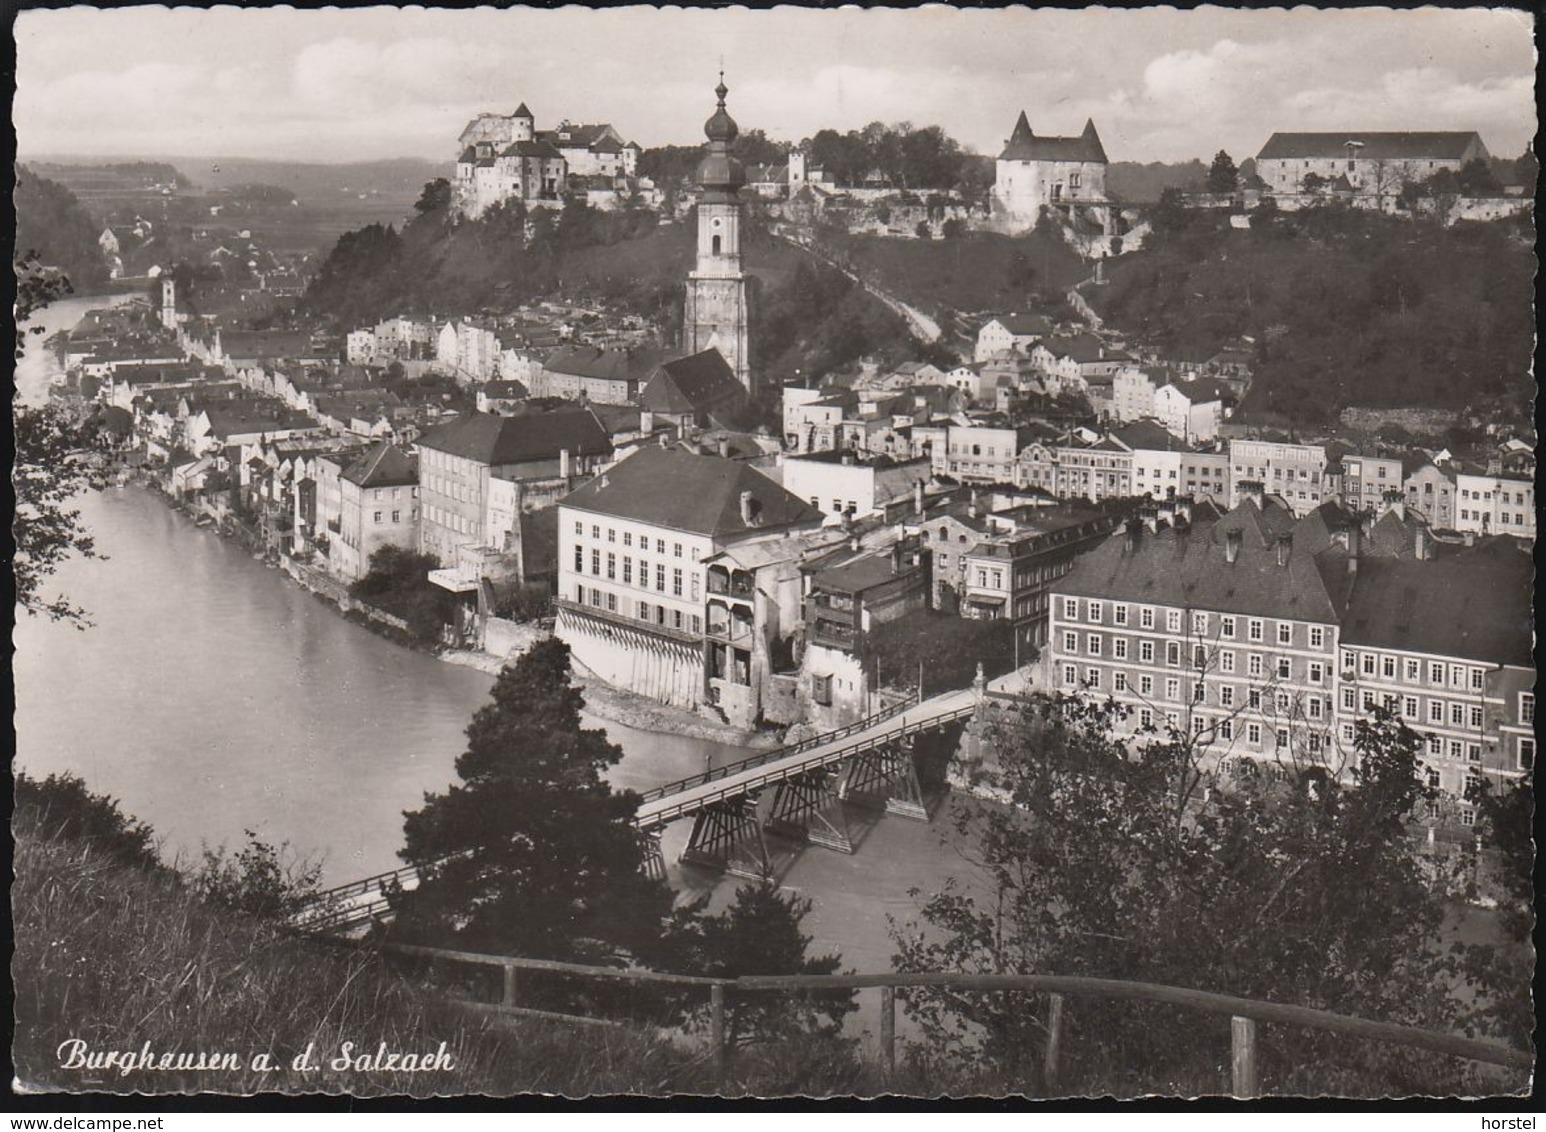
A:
[1044, 492, 1532, 824]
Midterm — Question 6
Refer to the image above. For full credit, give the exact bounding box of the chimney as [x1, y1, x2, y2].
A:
[1175, 496, 1193, 526]
[1124, 517, 1144, 553]
[842, 452, 855, 466]
[914, 480, 925, 516]
[1414, 524, 1429, 561]
[891, 538, 905, 573]
[639, 409, 653, 436]
[719, 437, 731, 459]
[739, 490, 758, 526]
[1463, 530, 1475, 547]
[1224, 527, 1242, 564]
[1276, 534, 1292, 567]
[559, 448, 572, 478]
[1239, 479, 1265, 510]
[849, 532, 861, 552]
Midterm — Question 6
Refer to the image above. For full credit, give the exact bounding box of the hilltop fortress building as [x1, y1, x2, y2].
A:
[452, 103, 642, 220]
[991, 111, 1111, 234]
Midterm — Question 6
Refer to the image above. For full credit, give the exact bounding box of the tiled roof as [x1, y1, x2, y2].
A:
[987, 311, 1053, 336]
[503, 140, 565, 160]
[417, 408, 612, 465]
[544, 344, 665, 383]
[1055, 497, 1346, 624]
[1111, 420, 1188, 452]
[999, 112, 1108, 164]
[562, 447, 823, 538]
[1340, 542, 1531, 667]
[1041, 333, 1118, 365]
[1257, 131, 1484, 162]
[342, 441, 417, 488]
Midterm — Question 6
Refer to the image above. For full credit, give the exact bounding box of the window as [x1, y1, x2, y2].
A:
[674, 542, 683, 558]
[1247, 722, 1262, 746]
[691, 615, 702, 634]
[606, 592, 617, 613]
[1343, 688, 1357, 710]
[1276, 692, 1291, 714]
[1308, 662, 1324, 685]
[1086, 667, 1101, 689]
[656, 539, 666, 555]
[391, 510, 400, 523]
[1309, 626, 1325, 650]
[1249, 654, 1264, 678]
[574, 546, 584, 572]
[1520, 737, 1535, 770]
[1222, 615, 1237, 639]
[1193, 681, 1206, 704]
[1089, 601, 1103, 624]
[1405, 659, 1420, 682]
[1114, 639, 1129, 660]
[1460, 809, 1476, 828]
[606, 553, 616, 580]
[1276, 657, 1292, 681]
[1276, 728, 1289, 751]
[1140, 708, 1154, 730]
[1470, 669, 1484, 691]
[1382, 656, 1396, 679]
[1277, 623, 1292, 646]
[1166, 677, 1181, 702]
[1140, 607, 1155, 630]
[1426, 768, 1442, 789]
[1403, 696, 1418, 719]
[1166, 641, 1181, 667]
[1114, 672, 1128, 692]
[1087, 634, 1102, 657]
[1469, 705, 1483, 729]
[1140, 640, 1155, 663]
[592, 525, 601, 539]
[1064, 631, 1078, 654]
[1220, 685, 1235, 707]
[1192, 612, 1208, 636]
[1140, 675, 1154, 696]
[1428, 701, 1443, 724]
[1429, 662, 1444, 685]
[591, 549, 601, 575]
[1063, 598, 1079, 621]
[1522, 692, 1535, 725]
[1063, 665, 1078, 688]
[1114, 604, 1129, 626]
[623, 558, 632, 585]
[1220, 719, 1234, 740]
[623, 532, 632, 547]
[574, 521, 583, 536]
[1308, 697, 1323, 721]
[656, 565, 666, 592]
[1221, 651, 1236, 674]
[1450, 740, 1464, 761]
[1450, 703, 1465, 726]
[1248, 619, 1264, 642]
[812, 674, 833, 706]
[1193, 645, 1209, 669]
[1166, 610, 1182, 633]
[607, 528, 616, 543]
[372, 511, 382, 524]
[639, 561, 649, 588]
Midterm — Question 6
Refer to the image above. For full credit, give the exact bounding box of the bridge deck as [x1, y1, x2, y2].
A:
[634, 688, 977, 831]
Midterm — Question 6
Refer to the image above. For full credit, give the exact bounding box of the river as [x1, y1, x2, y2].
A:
[13, 296, 978, 977]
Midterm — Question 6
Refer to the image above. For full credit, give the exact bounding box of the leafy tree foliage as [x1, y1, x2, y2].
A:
[867, 610, 1017, 693]
[893, 699, 1521, 1095]
[414, 177, 452, 215]
[349, 545, 450, 645]
[13, 400, 109, 626]
[391, 639, 677, 965]
[1205, 150, 1239, 195]
[669, 882, 857, 1052]
[192, 830, 323, 919]
[14, 772, 161, 873]
[802, 122, 972, 191]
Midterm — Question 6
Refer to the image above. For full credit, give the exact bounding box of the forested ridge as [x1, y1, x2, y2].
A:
[1092, 201, 1534, 423]
[15, 165, 112, 293]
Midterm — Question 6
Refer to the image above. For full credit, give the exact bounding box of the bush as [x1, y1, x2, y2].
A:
[190, 829, 323, 919]
[351, 545, 449, 645]
[14, 771, 161, 872]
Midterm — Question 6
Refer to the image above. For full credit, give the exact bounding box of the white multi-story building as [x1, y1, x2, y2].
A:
[1228, 437, 1329, 516]
[1454, 466, 1534, 542]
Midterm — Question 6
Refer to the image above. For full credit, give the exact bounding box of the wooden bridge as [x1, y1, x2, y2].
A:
[295, 687, 980, 934]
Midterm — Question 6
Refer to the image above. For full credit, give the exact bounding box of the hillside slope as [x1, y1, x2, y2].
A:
[15, 166, 112, 292]
[1089, 205, 1534, 424]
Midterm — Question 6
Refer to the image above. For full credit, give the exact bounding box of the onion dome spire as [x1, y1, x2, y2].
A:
[696, 70, 744, 196]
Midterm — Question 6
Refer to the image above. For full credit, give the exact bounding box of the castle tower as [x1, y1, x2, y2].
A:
[683, 75, 753, 395]
[511, 102, 535, 143]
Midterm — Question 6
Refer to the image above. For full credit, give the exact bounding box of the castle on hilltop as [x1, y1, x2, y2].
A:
[452, 103, 643, 220]
[991, 111, 1112, 234]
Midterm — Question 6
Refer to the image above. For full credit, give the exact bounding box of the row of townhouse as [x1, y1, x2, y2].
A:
[1044, 488, 1533, 826]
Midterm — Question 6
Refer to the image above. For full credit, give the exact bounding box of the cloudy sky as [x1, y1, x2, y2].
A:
[14, 6, 1537, 165]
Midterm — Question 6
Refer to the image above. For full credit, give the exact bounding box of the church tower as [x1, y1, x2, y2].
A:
[683, 76, 753, 395]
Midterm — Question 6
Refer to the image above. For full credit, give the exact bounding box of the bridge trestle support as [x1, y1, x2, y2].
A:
[640, 830, 667, 882]
[680, 792, 773, 880]
[840, 738, 929, 821]
[764, 767, 854, 853]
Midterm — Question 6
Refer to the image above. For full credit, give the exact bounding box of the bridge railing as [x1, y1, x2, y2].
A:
[635, 689, 934, 807]
[379, 942, 1533, 1096]
[637, 704, 979, 828]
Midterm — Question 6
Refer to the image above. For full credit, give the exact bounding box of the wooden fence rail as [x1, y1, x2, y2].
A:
[380, 943, 1533, 1096]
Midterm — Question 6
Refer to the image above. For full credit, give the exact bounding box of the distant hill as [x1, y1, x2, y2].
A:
[14, 165, 112, 293]
[1106, 160, 1207, 203]
[1088, 203, 1534, 424]
[178, 157, 451, 198]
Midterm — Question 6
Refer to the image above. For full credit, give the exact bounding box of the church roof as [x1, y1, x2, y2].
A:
[640, 350, 749, 419]
[999, 113, 1108, 164]
[1257, 131, 1485, 162]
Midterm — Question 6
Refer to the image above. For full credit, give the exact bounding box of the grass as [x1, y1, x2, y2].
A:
[11, 803, 876, 1098]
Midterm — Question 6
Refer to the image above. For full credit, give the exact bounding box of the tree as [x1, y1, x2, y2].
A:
[13, 400, 109, 627]
[670, 882, 857, 1052]
[1206, 150, 1239, 195]
[349, 545, 449, 645]
[1302, 171, 1329, 195]
[1457, 157, 1503, 198]
[391, 639, 677, 965]
[414, 177, 452, 215]
[892, 698, 1519, 1095]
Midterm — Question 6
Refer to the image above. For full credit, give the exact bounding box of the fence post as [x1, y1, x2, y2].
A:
[1044, 992, 1065, 1094]
[1230, 1015, 1258, 1099]
[879, 985, 896, 1084]
[710, 983, 728, 1090]
[502, 964, 518, 1009]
